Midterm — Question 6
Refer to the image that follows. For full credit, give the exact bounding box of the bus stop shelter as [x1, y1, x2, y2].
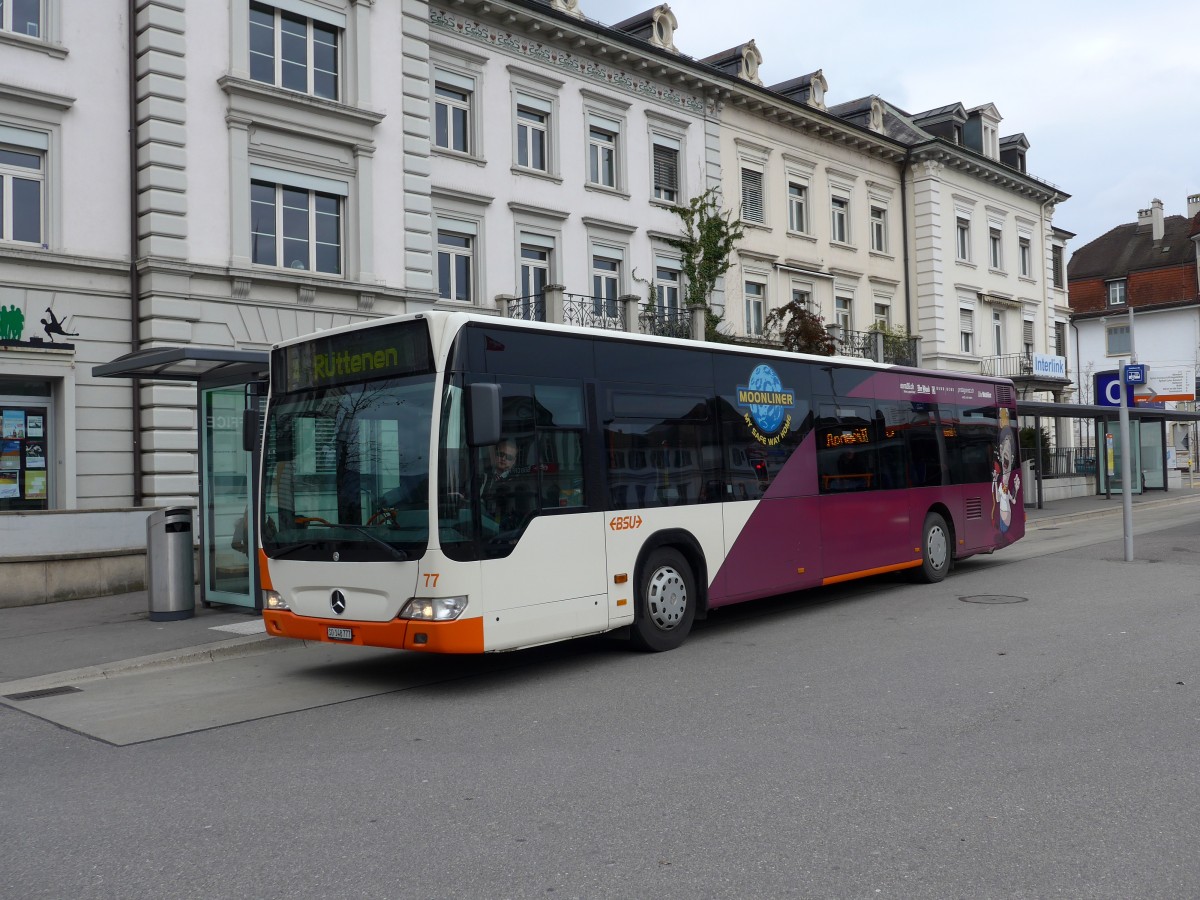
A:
[1018, 399, 1200, 508]
[94, 346, 269, 611]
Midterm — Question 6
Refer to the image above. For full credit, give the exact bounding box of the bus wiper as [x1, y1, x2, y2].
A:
[295, 516, 409, 562]
[271, 540, 329, 558]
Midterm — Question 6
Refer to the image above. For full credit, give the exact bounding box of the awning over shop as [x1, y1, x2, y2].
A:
[93, 346, 269, 383]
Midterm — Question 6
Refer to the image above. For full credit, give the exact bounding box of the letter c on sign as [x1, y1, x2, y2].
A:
[1104, 379, 1123, 405]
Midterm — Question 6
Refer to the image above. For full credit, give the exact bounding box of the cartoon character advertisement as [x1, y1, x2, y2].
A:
[992, 408, 1021, 541]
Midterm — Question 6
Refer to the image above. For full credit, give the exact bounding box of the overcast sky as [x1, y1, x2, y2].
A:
[595, 0, 1200, 257]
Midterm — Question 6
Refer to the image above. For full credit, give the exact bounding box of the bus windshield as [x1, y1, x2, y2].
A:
[261, 374, 435, 562]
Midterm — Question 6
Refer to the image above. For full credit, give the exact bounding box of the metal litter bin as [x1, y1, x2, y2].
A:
[146, 507, 195, 621]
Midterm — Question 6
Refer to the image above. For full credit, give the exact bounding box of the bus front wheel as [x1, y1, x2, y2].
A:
[630, 548, 696, 652]
[918, 512, 951, 583]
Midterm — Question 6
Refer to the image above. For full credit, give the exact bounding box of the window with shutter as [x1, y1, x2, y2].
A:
[960, 309, 973, 354]
[652, 143, 678, 203]
[741, 168, 764, 224]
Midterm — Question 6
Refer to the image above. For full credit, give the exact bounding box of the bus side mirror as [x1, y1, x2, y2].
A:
[242, 409, 259, 453]
[468, 383, 501, 447]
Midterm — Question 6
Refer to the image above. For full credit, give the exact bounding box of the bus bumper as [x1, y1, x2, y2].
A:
[262, 610, 485, 654]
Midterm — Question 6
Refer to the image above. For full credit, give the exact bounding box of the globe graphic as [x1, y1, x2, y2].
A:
[747, 365, 786, 433]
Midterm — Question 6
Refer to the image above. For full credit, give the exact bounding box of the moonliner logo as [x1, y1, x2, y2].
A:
[736, 364, 796, 446]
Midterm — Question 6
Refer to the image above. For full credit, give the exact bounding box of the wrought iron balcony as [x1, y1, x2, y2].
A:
[562, 293, 626, 332]
[980, 352, 1034, 378]
[832, 328, 920, 366]
[638, 307, 691, 340]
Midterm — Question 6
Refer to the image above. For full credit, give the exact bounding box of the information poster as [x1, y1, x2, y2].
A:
[0, 440, 19, 471]
[1, 410, 24, 439]
[24, 470, 47, 500]
[0, 405, 50, 511]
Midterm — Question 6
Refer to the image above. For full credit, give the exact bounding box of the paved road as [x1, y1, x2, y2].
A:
[2, 506, 1198, 899]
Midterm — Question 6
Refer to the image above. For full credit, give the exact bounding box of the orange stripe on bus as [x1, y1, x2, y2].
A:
[258, 549, 274, 591]
[821, 559, 923, 586]
[262, 610, 485, 654]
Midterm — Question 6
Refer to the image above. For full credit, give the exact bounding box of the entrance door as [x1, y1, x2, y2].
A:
[200, 385, 256, 608]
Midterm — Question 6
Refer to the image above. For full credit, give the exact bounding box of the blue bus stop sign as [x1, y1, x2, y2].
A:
[1095, 371, 1134, 407]
[1123, 364, 1147, 385]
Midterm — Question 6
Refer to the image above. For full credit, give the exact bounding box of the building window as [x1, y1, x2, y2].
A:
[874, 302, 889, 328]
[788, 182, 808, 233]
[741, 168, 764, 224]
[592, 254, 620, 319]
[1106, 323, 1131, 356]
[1051, 245, 1065, 288]
[870, 205, 887, 252]
[0, 144, 44, 245]
[791, 285, 811, 309]
[250, 178, 342, 275]
[652, 137, 679, 203]
[989, 227, 1003, 270]
[434, 74, 472, 154]
[0, 386, 52, 511]
[1054, 321, 1067, 357]
[1107, 279, 1127, 306]
[744, 281, 765, 336]
[1019, 237, 1032, 277]
[249, 1, 340, 101]
[1023, 319, 1034, 358]
[588, 119, 618, 189]
[656, 264, 681, 319]
[520, 243, 550, 297]
[956, 216, 971, 261]
[515, 97, 551, 172]
[831, 196, 849, 244]
[835, 295, 852, 332]
[1, 0, 41, 37]
[437, 229, 473, 303]
[992, 310, 1003, 354]
[960, 308, 973, 353]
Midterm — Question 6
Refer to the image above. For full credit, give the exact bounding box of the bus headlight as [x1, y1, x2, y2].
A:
[263, 591, 289, 611]
[399, 596, 468, 621]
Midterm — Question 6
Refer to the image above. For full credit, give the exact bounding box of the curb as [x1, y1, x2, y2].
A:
[1026, 492, 1200, 530]
[0, 632, 285, 698]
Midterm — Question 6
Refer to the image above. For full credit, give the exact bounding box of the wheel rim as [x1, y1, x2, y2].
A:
[646, 564, 688, 631]
[926, 523, 948, 571]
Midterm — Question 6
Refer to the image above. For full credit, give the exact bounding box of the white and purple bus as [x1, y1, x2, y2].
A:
[258, 311, 1023, 653]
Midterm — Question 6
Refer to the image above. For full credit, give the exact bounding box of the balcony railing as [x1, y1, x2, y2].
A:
[832, 328, 920, 366]
[506, 294, 545, 322]
[980, 353, 1035, 378]
[638, 307, 691, 340]
[563, 293, 625, 332]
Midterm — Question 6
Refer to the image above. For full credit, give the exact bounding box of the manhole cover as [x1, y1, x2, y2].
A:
[959, 595, 1029, 604]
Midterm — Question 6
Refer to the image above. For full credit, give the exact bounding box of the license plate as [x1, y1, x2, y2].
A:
[327, 627, 353, 641]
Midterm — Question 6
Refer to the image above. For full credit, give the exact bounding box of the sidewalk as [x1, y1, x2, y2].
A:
[4, 485, 1200, 694]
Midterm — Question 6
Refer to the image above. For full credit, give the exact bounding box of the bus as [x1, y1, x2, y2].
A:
[257, 311, 1023, 653]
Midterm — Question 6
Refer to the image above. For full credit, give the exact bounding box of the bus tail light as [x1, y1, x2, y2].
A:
[399, 596, 468, 621]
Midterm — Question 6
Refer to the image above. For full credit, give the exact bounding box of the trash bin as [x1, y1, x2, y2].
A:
[146, 507, 195, 621]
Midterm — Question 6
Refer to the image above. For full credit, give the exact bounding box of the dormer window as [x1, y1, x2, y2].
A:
[1106, 279, 1127, 307]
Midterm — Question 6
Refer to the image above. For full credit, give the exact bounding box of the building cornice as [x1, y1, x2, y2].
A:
[909, 142, 1068, 204]
[434, 1, 909, 164]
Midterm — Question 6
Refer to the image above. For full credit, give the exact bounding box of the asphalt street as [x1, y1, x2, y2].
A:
[1, 503, 1199, 899]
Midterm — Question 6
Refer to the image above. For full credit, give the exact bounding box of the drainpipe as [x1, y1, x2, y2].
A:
[901, 151, 912, 338]
[128, 0, 143, 505]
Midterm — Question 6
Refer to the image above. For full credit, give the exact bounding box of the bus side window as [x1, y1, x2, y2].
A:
[816, 405, 876, 494]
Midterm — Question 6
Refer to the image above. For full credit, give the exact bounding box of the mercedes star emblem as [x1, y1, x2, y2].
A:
[331, 590, 347, 615]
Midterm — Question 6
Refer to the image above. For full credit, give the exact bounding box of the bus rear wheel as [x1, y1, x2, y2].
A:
[918, 512, 951, 583]
[630, 548, 696, 652]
